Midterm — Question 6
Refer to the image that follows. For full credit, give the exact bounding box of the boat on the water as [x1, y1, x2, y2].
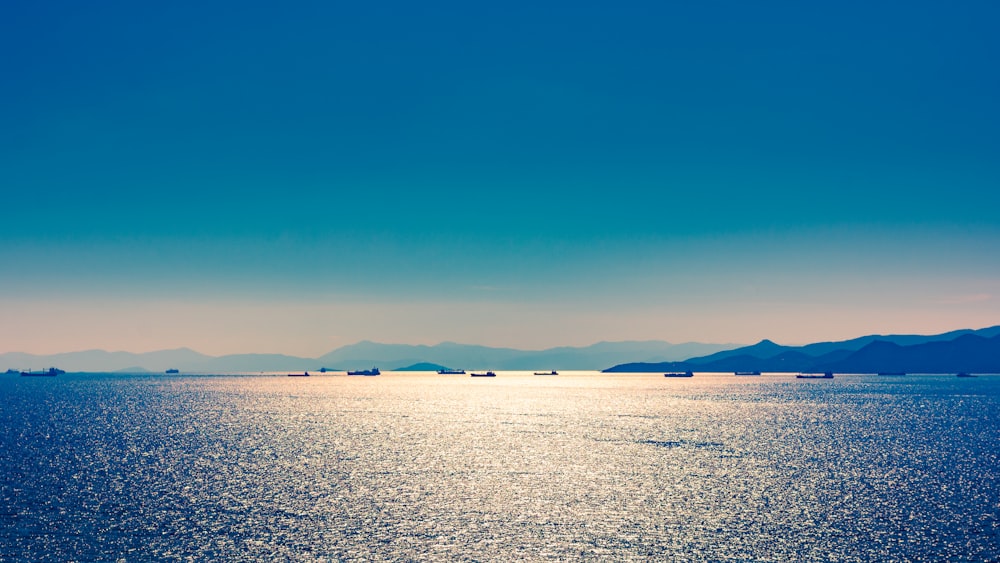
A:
[21, 368, 64, 377]
[796, 372, 834, 379]
[347, 367, 380, 376]
[471, 371, 497, 377]
[735, 371, 761, 376]
[877, 371, 906, 376]
[165, 368, 180, 374]
[664, 371, 694, 378]
[438, 369, 466, 374]
[287, 372, 310, 377]
[956, 372, 977, 378]
[534, 370, 558, 375]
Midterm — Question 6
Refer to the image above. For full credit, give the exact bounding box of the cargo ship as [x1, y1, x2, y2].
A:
[796, 372, 834, 379]
[21, 368, 64, 377]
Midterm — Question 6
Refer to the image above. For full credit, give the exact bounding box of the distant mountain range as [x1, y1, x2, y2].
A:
[315, 340, 732, 371]
[7, 326, 997, 374]
[604, 325, 1000, 374]
[0, 348, 321, 374]
[0, 340, 735, 373]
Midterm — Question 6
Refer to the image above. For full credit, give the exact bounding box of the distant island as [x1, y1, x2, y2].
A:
[395, 362, 450, 372]
[603, 325, 1000, 374]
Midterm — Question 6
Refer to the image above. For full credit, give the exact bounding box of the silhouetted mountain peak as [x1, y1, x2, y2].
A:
[750, 339, 784, 352]
[859, 340, 904, 352]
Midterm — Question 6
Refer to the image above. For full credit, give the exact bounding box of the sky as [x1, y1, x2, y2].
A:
[2, 1, 999, 357]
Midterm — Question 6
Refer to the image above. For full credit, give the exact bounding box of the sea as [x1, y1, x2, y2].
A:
[1, 372, 998, 562]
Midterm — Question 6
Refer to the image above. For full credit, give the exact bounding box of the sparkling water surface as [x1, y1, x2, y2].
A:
[2, 372, 998, 561]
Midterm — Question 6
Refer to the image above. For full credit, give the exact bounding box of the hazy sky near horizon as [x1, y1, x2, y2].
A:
[3, 1, 999, 356]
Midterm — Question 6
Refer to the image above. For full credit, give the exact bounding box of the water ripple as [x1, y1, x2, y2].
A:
[1, 373, 998, 561]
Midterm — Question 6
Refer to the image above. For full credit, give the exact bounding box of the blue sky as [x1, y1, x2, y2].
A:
[2, 1, 999, 356]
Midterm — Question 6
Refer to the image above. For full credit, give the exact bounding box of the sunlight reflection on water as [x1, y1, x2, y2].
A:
[1, 372, 998, 561]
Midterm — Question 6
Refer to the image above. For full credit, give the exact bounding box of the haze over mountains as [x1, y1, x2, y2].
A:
[5, 326, 998, 373]
[0, 341, 734, 373]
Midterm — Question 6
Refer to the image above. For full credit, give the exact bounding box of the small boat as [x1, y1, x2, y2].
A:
[165, 368, 180, 374]
[437, 369, 466, 374]
[288, 372, 310, 377]
[877, 371, 906, 376]
[21, 368, 64, 377]
[956, 372, 977, 378]
[347, 367, 380, 376]
[796, 372, 834, 379]
[734, 371, 761, 376]
[664, 371, 694, 377]
[471, 371, 497, 377]
[534, 370, 558, 375]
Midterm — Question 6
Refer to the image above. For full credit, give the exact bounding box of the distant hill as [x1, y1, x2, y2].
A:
[672, 325, 1000, 367]
[827, 334, 1000, 374]
[798, 325, 1000, 357]
[198, 354, 319, 372]
[394, 363, 450, 372]
[604, 325, 1000, 373]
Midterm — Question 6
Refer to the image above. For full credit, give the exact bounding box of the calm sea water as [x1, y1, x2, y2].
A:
[1, 372, 998, 561]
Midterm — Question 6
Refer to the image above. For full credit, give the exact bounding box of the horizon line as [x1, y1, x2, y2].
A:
[3, 323, 999, 358]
